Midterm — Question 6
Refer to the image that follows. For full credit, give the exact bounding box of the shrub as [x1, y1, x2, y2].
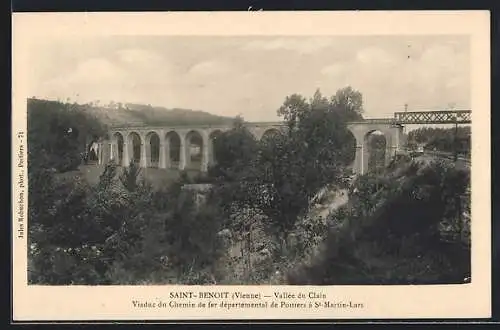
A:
[287, 161, 471, 285]
[119, 160, 142, 192]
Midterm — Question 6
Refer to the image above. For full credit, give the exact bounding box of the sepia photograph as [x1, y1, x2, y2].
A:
[12, 11, 490, 320]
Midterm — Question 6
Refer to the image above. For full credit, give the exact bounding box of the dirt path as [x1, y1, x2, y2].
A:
[313, 189, 349, 220]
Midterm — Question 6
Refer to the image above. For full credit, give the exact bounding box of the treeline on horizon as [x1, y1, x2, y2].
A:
[27, 87, 471, 285]
[407, 126, 471, 155]
[27, 97, 235, 129]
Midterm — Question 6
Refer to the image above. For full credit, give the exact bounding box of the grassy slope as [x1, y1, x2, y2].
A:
[28, 98, 235, 128]
[80, 101, 234, 128]
[58, 163, 204, 190]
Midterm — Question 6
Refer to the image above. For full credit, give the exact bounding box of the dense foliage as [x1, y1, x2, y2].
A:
[28, 86, 472, 285]
[211, 88, 360, 247]
[287, 159, 471, 285]
[208, 87, 471, 284]
[28, 98, 107, 172]
[28, 160, 227, 284]
[208, 116, 259, 182]
[406, 126, 471, 155]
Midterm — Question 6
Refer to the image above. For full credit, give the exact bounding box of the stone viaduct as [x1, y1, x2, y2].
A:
[93, 120, 405, 175]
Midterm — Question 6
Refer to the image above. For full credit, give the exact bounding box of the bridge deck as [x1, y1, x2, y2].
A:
[108, 110, 472, 130]
[109, 122, 285, 130]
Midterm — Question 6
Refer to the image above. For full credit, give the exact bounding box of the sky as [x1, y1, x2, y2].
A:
[28, 35, 470, 122]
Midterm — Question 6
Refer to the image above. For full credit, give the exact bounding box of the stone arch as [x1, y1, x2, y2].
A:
[364, 130, 388, 175]
[347, 122, 403, 175]
[127, 131, 142, 165]
[87, 137, 99, 163]
[185, 130, 204, 170]
[112, 132, 125, 165]
[209, 129, 223, 165]
[260, 128, 282, 141]
[165, 131, 181, 169]
[145, 131, 160, 168]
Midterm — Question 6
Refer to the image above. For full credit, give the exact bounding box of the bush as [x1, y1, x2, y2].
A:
[287, 161, 471, 285]
[27, 98, 106, 173]
[29, 160, 228, 285]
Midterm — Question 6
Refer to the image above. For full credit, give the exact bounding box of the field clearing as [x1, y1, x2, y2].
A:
[57, 162, 203, 190]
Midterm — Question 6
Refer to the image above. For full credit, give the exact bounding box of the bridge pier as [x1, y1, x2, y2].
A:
[98, 141, 111, 166]
[208, 140, 216, 166]
[353, 145, 364, 175]
[159, 142, 167, 169]
[122, 142, 129, 167]
[179, 136, 187, 171]
[140, 142, 147, 168]
[201, 132, 210, 173]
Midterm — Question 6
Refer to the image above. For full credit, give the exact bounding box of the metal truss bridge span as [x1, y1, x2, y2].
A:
[393, 110, 471, 125]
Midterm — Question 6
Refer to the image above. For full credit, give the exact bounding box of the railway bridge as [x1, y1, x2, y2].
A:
[92, 110, 471, 175]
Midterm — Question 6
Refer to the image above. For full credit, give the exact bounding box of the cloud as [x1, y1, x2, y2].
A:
[420, 45, 459, 66]
[242, 37, 333, 54]
[321, 63, 346, 76]
[116, 48, 163, 65]
[36, 57, 133, 104]
[355, 47, 396, 65]
[187, 60, 231, 76]
[46, 57, 127, 88]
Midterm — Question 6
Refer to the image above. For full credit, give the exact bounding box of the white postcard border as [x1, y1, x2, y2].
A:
[11, 10, 491, 321]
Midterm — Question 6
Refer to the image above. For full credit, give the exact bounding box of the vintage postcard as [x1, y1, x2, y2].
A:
[12, 11, 491, 321]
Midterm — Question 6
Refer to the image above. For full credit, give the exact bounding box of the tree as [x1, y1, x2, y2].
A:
[288, 160, 471, 285]
[27, 98, 107, 172]
[407, 126, 471, 155]
[218, 89, 360, 249]
[330, 86, 364, 121]
[119, 160, 142, 192]
[277, 94, 309, 132]
[210, 116, 259, 181]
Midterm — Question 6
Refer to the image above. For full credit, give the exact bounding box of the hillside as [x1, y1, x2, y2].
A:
[27, 98, 236, 128]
